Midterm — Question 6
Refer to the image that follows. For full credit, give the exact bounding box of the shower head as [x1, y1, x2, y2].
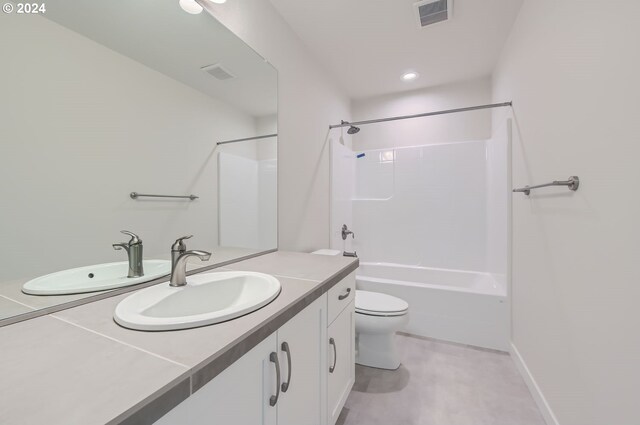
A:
[342, 120, 361, 135]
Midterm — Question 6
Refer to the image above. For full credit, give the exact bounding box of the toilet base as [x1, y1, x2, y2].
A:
[356, 331, 402, 370]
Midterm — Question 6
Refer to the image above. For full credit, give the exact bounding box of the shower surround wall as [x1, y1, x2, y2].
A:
[218, 149, 277, 251]
[353, 141, 488, 271]
[331, 122, 510, 350]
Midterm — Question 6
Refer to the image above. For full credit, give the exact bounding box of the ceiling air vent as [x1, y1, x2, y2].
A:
[414, 0, 452, 28]
[201, 63, 236, 81]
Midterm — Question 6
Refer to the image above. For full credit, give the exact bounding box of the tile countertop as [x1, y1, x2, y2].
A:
[0, 251, 358, 425]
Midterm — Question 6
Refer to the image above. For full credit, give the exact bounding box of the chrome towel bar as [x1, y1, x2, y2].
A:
[513, 176, 579, 196]
[130, 192, 198, 201]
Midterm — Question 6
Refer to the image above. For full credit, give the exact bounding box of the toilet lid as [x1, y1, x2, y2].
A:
[355, 290, 408, 316]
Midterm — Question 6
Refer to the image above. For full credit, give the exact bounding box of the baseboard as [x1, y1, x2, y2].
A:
[510, 343, 559, 425]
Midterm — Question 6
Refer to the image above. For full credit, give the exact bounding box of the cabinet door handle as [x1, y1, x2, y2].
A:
[281, 342, 292, 392]
[269, 352, 281, 406]
[338, 288, 351, 301]
[329, 337, 337, 373]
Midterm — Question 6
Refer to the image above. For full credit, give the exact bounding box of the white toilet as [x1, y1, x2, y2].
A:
[310, 249, 409, 370]
[355, 290, 409, 370]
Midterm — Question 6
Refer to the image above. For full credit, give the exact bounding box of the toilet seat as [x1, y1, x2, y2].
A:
[355, 290, 408, 317]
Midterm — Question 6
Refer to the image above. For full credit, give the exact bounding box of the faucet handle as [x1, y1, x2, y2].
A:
[171, 235, 193, 252]
[341, 224, 355, 240]
[120, 230, 142, 245]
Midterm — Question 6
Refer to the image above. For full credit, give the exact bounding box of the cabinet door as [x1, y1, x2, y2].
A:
[327, 300, 355, 425]
[276, 295, 327, 425]
[155, 333, 278, 425]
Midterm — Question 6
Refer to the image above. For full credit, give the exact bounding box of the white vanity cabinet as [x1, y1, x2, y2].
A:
[327, 300, 355, 425]
[276, 295, 328, 425]
[157, 332, 278, 425]
[155, 295, 327, 425]
[326, 272, 356, 425]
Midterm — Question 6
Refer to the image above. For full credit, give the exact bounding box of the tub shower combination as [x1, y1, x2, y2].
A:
[331, 121, 510, 351]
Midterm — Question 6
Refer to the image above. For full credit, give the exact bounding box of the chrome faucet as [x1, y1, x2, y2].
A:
[171, 235, 193, 275]
[170, 250, 211, 287]
[341, 224, 355, 240]
[113, 230, 144, 278]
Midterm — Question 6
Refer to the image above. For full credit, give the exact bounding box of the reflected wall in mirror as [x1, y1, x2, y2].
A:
[0, 0, 277, 324]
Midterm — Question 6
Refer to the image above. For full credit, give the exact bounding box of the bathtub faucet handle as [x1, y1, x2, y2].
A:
[341, 224, 355, 240]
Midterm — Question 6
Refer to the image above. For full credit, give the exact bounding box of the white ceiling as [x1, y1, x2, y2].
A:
[44, 0, 277, 117]
[269, 0, 523, 99]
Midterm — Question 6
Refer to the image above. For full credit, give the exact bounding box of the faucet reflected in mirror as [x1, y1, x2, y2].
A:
[112, 231, 145, 278]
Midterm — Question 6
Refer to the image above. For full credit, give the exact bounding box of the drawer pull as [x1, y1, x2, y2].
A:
[269, 352, 281, 406]
[281, 342, 292, 392]
[329, 337, 337, 373]
[338, 288, 351, 301]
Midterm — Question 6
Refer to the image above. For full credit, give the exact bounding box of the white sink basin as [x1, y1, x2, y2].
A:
[113, 271, 281, 331]
[22, 260, 171, 296]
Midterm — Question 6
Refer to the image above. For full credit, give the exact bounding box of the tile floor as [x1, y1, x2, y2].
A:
[337, 333, 546, 425]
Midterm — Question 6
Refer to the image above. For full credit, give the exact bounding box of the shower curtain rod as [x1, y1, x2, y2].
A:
[329, 101, 512, 130]
[217, 133, 278, 145]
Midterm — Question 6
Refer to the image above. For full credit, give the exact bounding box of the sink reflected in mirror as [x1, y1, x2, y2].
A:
[114, 271, 281, 331]
[22, 260, 172, 296]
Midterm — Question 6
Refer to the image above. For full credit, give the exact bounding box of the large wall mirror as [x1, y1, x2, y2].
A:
[0, 0, 278, 325]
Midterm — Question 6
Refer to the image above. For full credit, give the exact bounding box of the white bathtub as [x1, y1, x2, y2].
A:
[356, 263, 509, 351]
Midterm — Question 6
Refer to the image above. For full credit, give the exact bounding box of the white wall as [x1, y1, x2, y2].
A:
[0, 14, 257, 281]
[493, 2, 640, 424]
[203, 0, 352, 252]
[351, 77, 493, 151]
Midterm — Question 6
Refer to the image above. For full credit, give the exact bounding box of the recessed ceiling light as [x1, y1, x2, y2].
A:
[402, 72, 419, 81]
[179, 0, 203, 14]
